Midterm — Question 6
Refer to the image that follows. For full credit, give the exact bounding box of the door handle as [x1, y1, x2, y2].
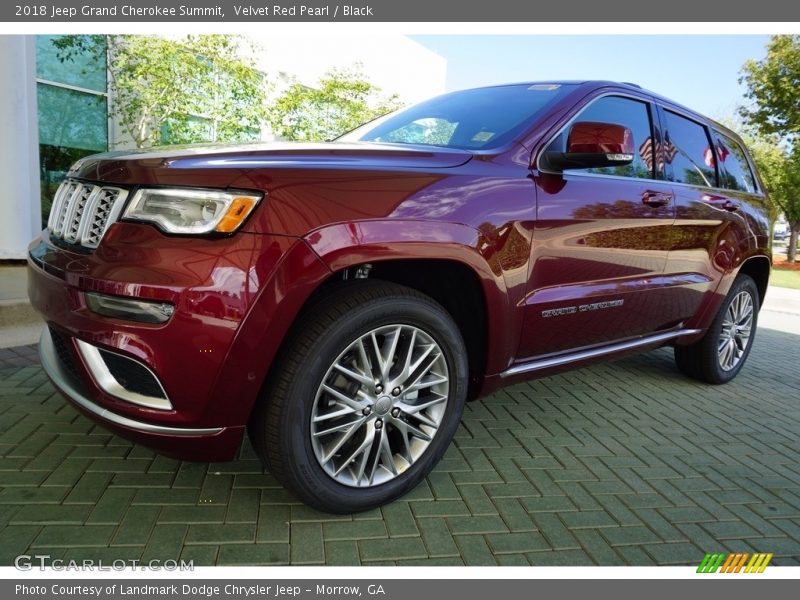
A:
[641, 190, 672, 208]
[721, 200, 740, 212]
[702, 194, 740, 212]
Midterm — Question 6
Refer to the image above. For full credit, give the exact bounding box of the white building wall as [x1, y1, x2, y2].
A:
[247, 35, 447, 105]
[0, 37, 41, 259]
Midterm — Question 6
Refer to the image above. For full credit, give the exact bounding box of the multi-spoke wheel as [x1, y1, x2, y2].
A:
[717, 291, 753, 371]
[311, 324, 449, 487]
[248, 281, 468, 513]
[674, 274, 760, 384]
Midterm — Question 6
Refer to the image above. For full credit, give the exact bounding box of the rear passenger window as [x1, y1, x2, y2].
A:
[714, 132, 757, 193]
[548, 96, 655, 179]
[662, 111, 717, 188]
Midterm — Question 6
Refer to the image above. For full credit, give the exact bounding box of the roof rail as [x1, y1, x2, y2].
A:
[621, 82, 642, 88]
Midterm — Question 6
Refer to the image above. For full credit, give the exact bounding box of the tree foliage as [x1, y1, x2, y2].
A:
[53, 35, 268, 148]
[740, 35, 800, 144]
[748, 135, 800, 261]
[268, 68, 402, 142]
[740, 35, 800, 261]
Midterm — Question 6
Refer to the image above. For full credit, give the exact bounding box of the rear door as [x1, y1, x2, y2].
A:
[657, 107, 754, 325]
[519, 93, 676, 360]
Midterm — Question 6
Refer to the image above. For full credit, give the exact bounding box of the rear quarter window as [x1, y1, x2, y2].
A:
[713, 132, 758, 194]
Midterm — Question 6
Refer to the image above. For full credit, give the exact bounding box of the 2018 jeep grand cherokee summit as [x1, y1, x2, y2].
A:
[29, 81, 771, 512]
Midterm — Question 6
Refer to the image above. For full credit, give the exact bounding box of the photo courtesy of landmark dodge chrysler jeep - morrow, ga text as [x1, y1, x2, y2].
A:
[28, 81, 771, 512]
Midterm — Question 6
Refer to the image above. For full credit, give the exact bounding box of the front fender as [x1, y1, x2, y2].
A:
[202, 238, 333, 427]
[304, 219, 524, 378]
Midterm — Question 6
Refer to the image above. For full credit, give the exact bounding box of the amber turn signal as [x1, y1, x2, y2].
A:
[215, 197, 258, 233]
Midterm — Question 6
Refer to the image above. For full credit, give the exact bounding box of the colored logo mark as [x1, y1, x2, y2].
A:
[697, 552, 773, 573]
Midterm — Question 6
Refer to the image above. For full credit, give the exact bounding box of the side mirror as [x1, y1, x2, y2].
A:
[540, 121, 635, 173]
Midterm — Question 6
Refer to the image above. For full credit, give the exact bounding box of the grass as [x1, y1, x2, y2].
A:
[770, 268, 800, 290]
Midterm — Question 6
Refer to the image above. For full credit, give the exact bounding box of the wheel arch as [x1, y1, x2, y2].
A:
[737, 254, 771, 307]
[303, 220, 520, 399]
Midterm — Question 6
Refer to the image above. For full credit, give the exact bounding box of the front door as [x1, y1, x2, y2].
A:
[518, 94, 676, 361]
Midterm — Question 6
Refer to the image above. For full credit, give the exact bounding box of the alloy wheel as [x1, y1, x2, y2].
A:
[310, 324, 449, 487]
[717, 290, 754, 371]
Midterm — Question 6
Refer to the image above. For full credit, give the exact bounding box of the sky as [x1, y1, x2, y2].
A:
[410, 35, 770, 121]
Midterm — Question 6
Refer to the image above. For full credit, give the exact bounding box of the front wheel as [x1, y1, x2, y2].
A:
[674, 274, 760, 384]
[248, 281, 468, 513]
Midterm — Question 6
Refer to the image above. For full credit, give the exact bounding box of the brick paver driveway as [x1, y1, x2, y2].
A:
[1, 325, 799, 566]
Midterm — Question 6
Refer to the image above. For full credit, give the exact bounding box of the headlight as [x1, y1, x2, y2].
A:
[123, 188, 261, 234]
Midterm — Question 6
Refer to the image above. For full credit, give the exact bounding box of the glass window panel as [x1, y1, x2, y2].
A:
[37, 83, 108, 151]
[546, 96, 655, 180]
[713, 132, 757, 193]
[663, 110, 717, 188]
[36, 35, 107, 92]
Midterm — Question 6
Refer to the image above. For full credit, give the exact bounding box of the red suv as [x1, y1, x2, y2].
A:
[29, 81, 771, 512]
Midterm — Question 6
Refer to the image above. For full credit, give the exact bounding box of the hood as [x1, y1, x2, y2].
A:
[69, 141, 473, 182]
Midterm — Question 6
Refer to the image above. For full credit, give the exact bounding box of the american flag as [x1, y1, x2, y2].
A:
[704, 140, 729, 168]
[638, 134, 678, 173]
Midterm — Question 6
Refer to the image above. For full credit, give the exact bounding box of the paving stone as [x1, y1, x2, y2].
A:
[12, 504, 92, 525]
[0, 335, 799, 566]
[446, 515, 508, 535]
[359, 537, 427, 562]
[561, 510, 617, 529]
[32, 525, 115, 548]
[324, 540, 360, 566]
[486, 531, 549, 554]
[141, 524, 187, 563]
[290, 522, 324, 564]
[225, 488, 261, 523]
[453, 534, 496, 566]
[186, 523, 255, 545]
[417, 517, 459, 557]
[322, 519, 387, 541]
[642, 542, 705, 565]
[381, 502, 419, 537]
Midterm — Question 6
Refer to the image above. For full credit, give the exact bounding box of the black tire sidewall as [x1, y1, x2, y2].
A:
[277, 294, 468, 513]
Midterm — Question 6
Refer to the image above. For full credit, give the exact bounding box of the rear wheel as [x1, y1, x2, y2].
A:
[248, 281, 468, 513]
[674, 274, 759, 384]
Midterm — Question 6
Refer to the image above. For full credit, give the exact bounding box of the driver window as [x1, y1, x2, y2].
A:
[548, 96, 655, 180]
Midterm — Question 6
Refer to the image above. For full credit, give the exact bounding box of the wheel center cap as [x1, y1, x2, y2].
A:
[374, 396, 393, 416]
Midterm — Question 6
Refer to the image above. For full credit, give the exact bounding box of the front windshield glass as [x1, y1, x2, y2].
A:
[340, 83, 575, 150]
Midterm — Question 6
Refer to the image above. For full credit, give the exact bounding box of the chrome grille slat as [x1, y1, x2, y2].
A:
[46, 179, 128, 249]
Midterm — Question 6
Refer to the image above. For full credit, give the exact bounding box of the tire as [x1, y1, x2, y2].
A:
[248, 280, 468, 513]
[674, 274, 759, 384]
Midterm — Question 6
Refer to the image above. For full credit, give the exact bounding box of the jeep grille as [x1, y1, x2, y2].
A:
[47, 179, 128, 249]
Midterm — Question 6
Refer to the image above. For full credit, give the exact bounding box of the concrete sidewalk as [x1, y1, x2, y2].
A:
[761, 286, 800, 335]
[0, 265, 43, 349]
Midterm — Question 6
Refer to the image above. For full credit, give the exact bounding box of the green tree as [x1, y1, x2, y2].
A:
[268, 68, 402, 142]
[748, 137, 800, 262]
[54, 35, 268, 148]
[740, 35, 800, 261]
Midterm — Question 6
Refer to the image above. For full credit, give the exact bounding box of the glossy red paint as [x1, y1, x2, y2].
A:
[28, 81, 771, 460]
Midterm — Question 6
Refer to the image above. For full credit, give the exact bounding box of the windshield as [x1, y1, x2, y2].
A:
[340, 83, 575, 150]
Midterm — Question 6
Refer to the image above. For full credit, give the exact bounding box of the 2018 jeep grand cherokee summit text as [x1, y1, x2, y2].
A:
[29, 81, 771, 512]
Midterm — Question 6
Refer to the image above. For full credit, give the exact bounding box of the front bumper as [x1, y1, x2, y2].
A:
[38, 326, 242, 459]
[27, 224, 311, 460]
